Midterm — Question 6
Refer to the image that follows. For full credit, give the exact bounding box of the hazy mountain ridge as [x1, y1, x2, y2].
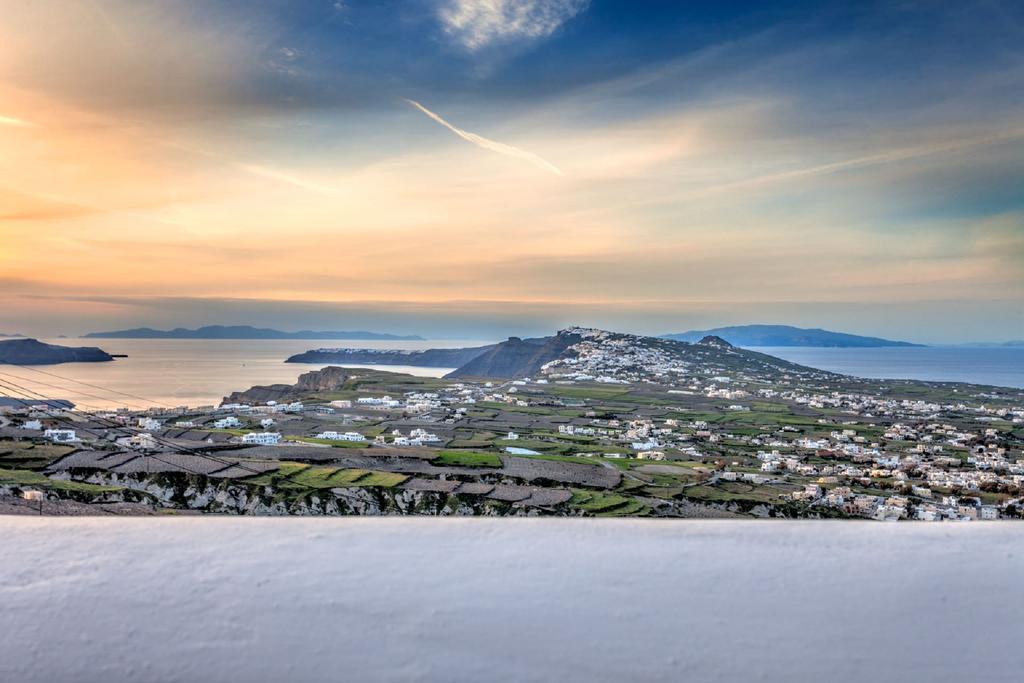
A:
[84, 325, 423, 340]
[946, 340, 1024, 348]
[286, 344, 494, 367]
[662, 324, 923, 348]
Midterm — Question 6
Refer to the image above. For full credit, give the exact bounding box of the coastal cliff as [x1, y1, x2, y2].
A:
[223, 366, 354, 404]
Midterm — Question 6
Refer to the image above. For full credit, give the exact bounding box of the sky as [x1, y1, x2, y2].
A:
[1, 0, 1022, 343]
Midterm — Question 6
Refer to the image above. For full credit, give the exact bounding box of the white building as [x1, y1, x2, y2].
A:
[409, 428, 442, 444]
[43, 429, 78, 443]
[22, 420, 42, 431]
[314, 431, 366, 442]
[242, 432, 281, 445]
[356, 396, 402, 409]
[214, 416, 241, 429]
[120, 433, 158, 450]
[260, 418, 276, 429]
[138, 417, 162, 432]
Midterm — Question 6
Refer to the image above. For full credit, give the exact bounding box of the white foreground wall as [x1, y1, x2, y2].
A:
[2, 519, 1022, 682]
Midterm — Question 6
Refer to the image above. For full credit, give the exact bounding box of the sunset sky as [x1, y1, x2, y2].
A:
[1, 0, 1022, 342]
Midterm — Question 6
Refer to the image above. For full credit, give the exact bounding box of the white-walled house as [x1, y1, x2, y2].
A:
[43, 429, 78, 443]
[118, 433, 158, 450]
[242, 432, 281, 445]
[314, 431, 366, 442]
[214, 416, 241, 429]
[980, 506, 1000, 520]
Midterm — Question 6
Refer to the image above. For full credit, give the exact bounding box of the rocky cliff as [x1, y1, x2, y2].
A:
[223, 366, 353, 404]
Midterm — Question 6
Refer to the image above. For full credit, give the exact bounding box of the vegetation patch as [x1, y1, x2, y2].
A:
[569, 489, 650, 516]
[431, 450, 502, 468]
[0, 467, 123, 495]
[0, 441, 75, 469]
[353, 471, 407, 488]
[290, 466, 342, 488]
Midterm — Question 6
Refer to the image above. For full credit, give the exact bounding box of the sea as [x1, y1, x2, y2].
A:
[751, 346, 1024, 389]
[1, 338, 480, 410]
[2, 339, 1022, 410]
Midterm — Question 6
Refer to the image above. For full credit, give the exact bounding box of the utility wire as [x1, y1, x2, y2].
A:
[2, 362, 177, 410]
[0, 376, 267, 477]
[0, 383, 210, 476]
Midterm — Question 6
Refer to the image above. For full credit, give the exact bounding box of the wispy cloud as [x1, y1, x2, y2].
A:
[0, 115, 35, 127]
[438, 0, 589, 51]
[684, 127, 1024, 200]
[235, 164, 337, 196]
[404, 99, 563, 176]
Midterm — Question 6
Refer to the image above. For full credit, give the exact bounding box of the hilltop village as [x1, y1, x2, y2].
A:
[2, 329, 1023, 519]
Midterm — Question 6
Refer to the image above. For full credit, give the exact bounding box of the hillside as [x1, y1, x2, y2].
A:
[84, 325, 423, 340]
[445, 328, 840, 382]
[662, 324, 923, 348]
[0, 338, 113, 365]
[445, 335, 578, 379]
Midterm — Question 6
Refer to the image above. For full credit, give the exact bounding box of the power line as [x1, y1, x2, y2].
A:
[0, 376, 267, 477]
[1, 362, 176, 410]
[0, 383, 210, 477]
[0, 369, 148, 412]
[0, 366, 269, 474]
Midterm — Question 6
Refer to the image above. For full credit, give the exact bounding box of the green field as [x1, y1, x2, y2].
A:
[569, 489, 649, 516]
[431, 450, 502, 467]
[261, 463, 408, 489]
[0, 441, 75, 469]
[0, 467, 124, 495]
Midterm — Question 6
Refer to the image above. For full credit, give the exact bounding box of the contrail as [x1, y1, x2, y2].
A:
[404, 99, 563, 176]
[688, 127, 1024, 198]
[87, 0, 131, 51]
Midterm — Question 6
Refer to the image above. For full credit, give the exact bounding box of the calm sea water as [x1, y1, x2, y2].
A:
[0, 338, 481, 410]
[3, 340, 1022, 410]
[751, 346, 1024, 389]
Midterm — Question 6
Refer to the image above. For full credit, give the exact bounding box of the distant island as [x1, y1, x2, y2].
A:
[0, 338, 113, 365]
[287, 344, 493, 367]
[948, 340, 1024, 348]
[288, 328, 829, 381]
[84, 325, 424, 341]
[661, 324, 924, 348]
[0, 332, 26, 338]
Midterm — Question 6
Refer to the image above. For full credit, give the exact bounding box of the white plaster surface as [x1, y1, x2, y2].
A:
[1, 519, 1022, 682]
